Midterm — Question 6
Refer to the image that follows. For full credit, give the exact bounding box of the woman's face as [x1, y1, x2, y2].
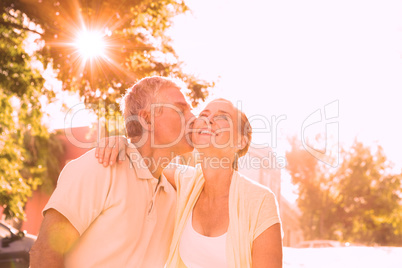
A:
[191, 99, 242, 156]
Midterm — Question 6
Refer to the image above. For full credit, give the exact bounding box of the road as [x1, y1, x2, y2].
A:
[284, 246, 402, 268]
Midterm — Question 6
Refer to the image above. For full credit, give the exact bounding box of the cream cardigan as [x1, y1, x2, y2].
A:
[166, 164, 282, 268]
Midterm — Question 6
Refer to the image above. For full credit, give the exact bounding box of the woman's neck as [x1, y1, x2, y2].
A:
[200, 161, 234, 200]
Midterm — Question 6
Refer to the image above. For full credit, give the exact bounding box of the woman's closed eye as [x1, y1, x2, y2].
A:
[196, 113, 230, 122]
[213, 114, 229, 121]
[197, 113, 209, 119]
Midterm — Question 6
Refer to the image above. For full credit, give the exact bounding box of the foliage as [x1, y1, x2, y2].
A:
[286, 137, 402, 246]
[0, 9, 65, 220]
[333, 142, 402, 245]
[1, 0, 213, 108]
[286, 136, 338, 240]
[0, 0, 213, 221]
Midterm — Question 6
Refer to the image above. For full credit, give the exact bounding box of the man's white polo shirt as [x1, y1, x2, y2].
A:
[43, 144, 176, 267]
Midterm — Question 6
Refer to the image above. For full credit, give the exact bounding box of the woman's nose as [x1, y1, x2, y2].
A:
[206, 115, 215, 125]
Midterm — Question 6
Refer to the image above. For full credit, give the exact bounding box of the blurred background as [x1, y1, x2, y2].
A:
[1, 0, 401, 267]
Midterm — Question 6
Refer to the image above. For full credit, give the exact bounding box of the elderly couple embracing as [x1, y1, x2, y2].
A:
[30, 76, 283, 268]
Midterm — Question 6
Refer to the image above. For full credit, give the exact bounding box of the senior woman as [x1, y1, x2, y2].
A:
[97, 98, 283, 267]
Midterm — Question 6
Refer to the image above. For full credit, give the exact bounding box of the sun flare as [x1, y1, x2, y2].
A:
[74, 30, 106, 59]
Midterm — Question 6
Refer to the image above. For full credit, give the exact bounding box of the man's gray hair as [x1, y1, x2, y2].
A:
[121, 76, 185, 138]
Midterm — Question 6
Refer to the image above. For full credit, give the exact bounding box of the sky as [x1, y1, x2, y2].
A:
[44, 0, 402, 202]
[164, 0, 402, 201]
[168, 0, 402, 155]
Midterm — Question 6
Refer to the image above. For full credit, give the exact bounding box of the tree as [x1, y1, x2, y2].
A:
[333, 141, 402, 245]
[286, 137, 402, 245]
[286, 136, 338, 240]
[1, 0, 213, 107]
[0, 8, 63, 220]
[1, 0, 213, 220]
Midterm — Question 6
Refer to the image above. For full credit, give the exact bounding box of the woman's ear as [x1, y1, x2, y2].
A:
[138, 110, 151, 131]
[238, 135, 248, 152]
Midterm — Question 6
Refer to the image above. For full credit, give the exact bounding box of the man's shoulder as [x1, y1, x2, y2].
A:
[66, 149, 98, 166]
[64, 149, 110, 171]
[60, 149, 115, 180]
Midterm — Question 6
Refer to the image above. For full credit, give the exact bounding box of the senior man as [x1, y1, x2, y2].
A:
[30, 76, 194, 267]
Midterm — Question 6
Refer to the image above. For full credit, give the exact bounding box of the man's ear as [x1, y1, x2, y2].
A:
[138, 110, 151, 131]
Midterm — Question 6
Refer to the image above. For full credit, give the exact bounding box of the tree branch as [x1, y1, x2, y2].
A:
[0, 18, 43, 36]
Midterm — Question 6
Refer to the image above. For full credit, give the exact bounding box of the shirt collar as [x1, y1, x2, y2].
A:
[159, 173, 171, 193]
[126, 143, 155, 180]
[126, 143, 172, 193]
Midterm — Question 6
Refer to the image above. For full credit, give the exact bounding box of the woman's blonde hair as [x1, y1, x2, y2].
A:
[213, 98, 252, 170]
[233, 108, 252, 170]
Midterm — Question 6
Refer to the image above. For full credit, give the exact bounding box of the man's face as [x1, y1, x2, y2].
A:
[150, 87, 194, 155]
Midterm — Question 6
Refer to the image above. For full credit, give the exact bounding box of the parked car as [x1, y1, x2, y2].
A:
[295, 240, 344, 248]
[0, 221, 37, 268]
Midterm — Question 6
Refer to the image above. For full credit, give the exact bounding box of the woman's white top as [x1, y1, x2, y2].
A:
[179, 212, 228, 268]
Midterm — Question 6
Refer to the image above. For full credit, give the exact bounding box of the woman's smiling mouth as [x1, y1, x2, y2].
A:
[198, 129, 216, 136]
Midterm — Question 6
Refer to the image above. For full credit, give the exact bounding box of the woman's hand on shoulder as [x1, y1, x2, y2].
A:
[95, 136, 129, 167]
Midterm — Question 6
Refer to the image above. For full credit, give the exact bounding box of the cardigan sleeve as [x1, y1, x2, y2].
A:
[174, 164, 196, 191]
[253, 191, 282, 240]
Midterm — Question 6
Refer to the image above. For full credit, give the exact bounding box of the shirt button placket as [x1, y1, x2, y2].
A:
[147, 184, 160, 217]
